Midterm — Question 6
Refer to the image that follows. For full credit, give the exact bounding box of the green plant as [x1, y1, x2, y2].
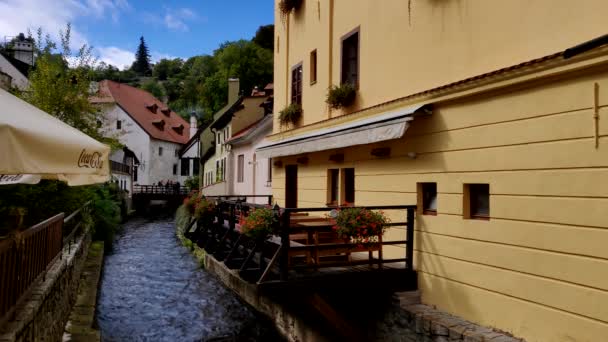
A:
[326, 83, 356, 109]
[239, 207, 277, 241]
[278, 103, 302, 127]
[334, 207, 390, 244]
[184, 176, 199, 191]
[194, 197, 216, 225]
[279, 0, 302, 21]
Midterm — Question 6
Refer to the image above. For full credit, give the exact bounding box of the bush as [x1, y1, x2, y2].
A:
[326, 83, 356, 109]
[239, 207, 277, 241]
[278, 103, 302, 127]
[184, 176, 199, 191]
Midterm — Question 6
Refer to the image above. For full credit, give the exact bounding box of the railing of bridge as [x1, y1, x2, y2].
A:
[0, 201, 91, 325]
[133, 185, 190, 195]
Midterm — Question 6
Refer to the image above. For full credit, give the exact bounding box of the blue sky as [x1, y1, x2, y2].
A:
[0, 0, 274, 69]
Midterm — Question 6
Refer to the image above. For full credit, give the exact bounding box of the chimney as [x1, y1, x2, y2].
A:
[189, 112, 197, 139]
[228, 78, 240, 104]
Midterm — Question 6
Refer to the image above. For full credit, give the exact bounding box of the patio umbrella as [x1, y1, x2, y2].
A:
[0, 88, 110, 185]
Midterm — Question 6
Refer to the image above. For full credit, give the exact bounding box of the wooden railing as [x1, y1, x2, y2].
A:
[0, 201, 91, 324]
[205, 195, 273, 206]
[110, 160, 131, 175]
[187, 198, 416, 288]
[133, 185, 190, 195]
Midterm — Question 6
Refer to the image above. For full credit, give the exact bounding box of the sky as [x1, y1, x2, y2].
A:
[0, 0, 275, 69]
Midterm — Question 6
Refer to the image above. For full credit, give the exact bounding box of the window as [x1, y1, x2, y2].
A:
[217, 132, 221, 145]
[310, 50, 317, 85]
[464, 184, 490, 220]
[175, 149, 179, 157]
[133, 167, 138, 182]
[267, 158, 272, 183]
[158, 147, 163, 156]
[181, 158, 190, 176]
[193, 158, 200, 175]
[216, 160, 220, 182]
[342, 168, 355, 205]
[291, 64, 303, 105]
[327, 169, 339, 205]
[341, 29, 359, 87]
[172, 164, 177, 175]
[222, 158, 227, 181]
[116, 120, 122, 130]
[97, 120, 102, 128]
[418, 183, 438, 215]
[237, 154, 245, 183]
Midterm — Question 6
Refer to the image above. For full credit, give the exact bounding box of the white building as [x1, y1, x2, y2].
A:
[0, 52, 30, 91]
[91, 80, 194, 186]
[226, 114, 273, 204]
[200, 79, 274, 198]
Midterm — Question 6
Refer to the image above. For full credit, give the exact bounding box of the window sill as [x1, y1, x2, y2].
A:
[422, 210, 437, 216]
[467, 215, 490, 221]
[310, 80, 317, 86]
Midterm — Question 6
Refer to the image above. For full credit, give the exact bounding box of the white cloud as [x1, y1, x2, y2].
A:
[160, 7, 197, 32]
[0, 0, 130, 49]
[97, 46, 134, 69]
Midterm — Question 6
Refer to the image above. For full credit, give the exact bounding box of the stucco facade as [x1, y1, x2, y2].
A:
[269, 1, 608, 341]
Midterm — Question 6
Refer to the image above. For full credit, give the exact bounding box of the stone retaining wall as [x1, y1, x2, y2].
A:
[0, 230, 92, 342]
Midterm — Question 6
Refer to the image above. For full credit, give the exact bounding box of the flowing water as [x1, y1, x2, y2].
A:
[97, 217, 279, 342]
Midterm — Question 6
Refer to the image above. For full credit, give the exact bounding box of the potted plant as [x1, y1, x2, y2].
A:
[326, 83, 356, 110]
[183, 190, 200, 215]
[239, 207, 277, 241]
[279, 0, 303, 21]
[333, 207, 389, 244]
[278, 103, 302, 127]
[193, 197, 216, 226]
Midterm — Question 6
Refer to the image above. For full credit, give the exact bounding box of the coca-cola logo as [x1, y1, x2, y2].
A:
[78, 149, 104, 169]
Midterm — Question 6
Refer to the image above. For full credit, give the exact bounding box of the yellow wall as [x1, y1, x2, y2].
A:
[273, 0, 608, 132]
[272, 65, 608, 341]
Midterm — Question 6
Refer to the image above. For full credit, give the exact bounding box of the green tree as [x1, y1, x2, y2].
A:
[20, 24, 119, 148]
[131, 36, 151, 76]
[153, 58, 183, 80]
[252, 24, 274, 51]
[140, 80, 165, 99]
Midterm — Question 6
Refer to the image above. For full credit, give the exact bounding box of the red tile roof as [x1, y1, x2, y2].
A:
[93, 80, 190, 144]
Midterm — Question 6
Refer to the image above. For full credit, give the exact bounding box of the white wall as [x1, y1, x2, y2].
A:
[99, 104, 151, 184]
[0, 54, 29, 90]
[149, 139, 184, 185]
[231, 123, 273, 205]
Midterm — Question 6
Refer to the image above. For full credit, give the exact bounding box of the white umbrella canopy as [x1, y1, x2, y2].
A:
[0, 88, 110, 185]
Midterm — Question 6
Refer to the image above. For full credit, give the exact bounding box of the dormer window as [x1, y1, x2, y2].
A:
[161, 107, 171, 116]
[152, 119, 165, 130]
[172, 124, 184, 135]
[146, 103, 158, 113]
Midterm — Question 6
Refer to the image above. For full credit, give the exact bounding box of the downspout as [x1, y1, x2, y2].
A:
[252, 153, 257, 200]
[285, 15, 291, 107]
[328, 0, 335, 118]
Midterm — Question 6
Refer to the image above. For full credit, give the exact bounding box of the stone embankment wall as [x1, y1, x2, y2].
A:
[0, 230, 92, 342]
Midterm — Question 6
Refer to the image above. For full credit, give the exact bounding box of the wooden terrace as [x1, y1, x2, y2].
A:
[185, 196, 417, 294]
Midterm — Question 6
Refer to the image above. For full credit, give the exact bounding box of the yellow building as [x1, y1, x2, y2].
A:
[258, 1, 608, 341]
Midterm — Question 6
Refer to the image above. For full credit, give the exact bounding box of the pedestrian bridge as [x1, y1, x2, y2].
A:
[132, 185, 190, 212]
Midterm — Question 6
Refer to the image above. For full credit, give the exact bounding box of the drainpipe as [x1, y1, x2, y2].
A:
[328, 0, 334, 118]
[285, 15, 291, 107]
[252, 153, 257, 202]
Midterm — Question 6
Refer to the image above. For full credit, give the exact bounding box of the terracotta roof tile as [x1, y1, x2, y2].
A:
[94, 80, 190, 144]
